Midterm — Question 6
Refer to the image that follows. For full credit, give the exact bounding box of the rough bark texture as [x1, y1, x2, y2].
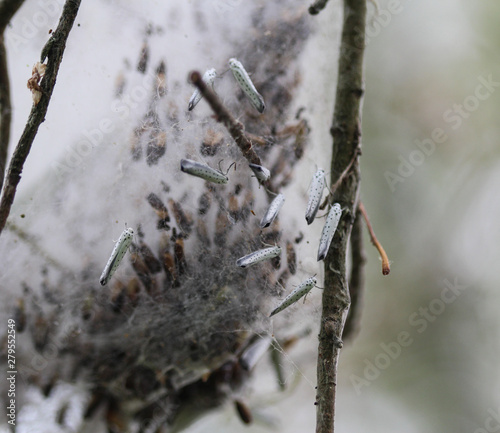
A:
[315, 1, 366, 432]
[0, 0, 81, 235]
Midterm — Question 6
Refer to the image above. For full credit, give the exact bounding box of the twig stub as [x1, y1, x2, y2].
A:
[309, 0, 331, 15]
[359, 201, 390, 275]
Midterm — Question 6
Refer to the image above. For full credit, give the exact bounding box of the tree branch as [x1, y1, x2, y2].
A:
[189, 70, 262, 166]
[0, 0, 25, 190]
[0, 0, 81, 237]
[6, 221, 67, 272]
[315, 1, 366, 432]
[0, 37, 12, 191]
[343, 206, 366, 340]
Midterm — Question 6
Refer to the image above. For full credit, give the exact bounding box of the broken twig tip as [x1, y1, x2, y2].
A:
[308, 0, 330, 15]
[358, 201, 391, 277]
[382, 262, 391, 276]
[190, 70, 201, 84]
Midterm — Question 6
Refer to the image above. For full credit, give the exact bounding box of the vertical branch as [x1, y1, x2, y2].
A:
[315, 0, 366, 432]
[343, 206, 366, 340]
[0, 0, 81, 236]
[0, 35, 12, 191]
[0, 0, 26, 190]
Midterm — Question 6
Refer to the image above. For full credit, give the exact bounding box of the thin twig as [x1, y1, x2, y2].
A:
[315, 0, 366, 432]
[320, 148, 360, 210]
[343, 206, 366, 340]
[329, 148, 360, 196]
[0, 0, 81, 237]
[244, 131, 272, 147]
[6, 222, 67, 272]
[0, 38, 11, 191]
[189, 70, 261, 166]
[309, 0, 331, 15]
[0, 0, 25, 190]
[358, 201, 390, 275]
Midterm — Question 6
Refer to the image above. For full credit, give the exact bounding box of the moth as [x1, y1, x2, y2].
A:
[188, 68, 217, 111]
[259, 193, 285, 229]
[180, 159, 229, 184]
[317, 203, 342, 261]
[236, 246, 281, 268]
[248, 163, 271, 182]
[305, 168, 325, 225]
[239, 336, 272, 371]
[229, 58, 265, 113]
[100, 227, 134, 286]
[270, 276, 318, 317]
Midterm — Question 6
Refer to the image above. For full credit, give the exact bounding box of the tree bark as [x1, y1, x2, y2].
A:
[315, 1, 366, 432]
[0, 0, 81, 235]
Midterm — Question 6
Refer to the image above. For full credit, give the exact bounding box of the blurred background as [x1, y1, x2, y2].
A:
[343, 1, 500, 432]
[3, 0, 500, 432]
